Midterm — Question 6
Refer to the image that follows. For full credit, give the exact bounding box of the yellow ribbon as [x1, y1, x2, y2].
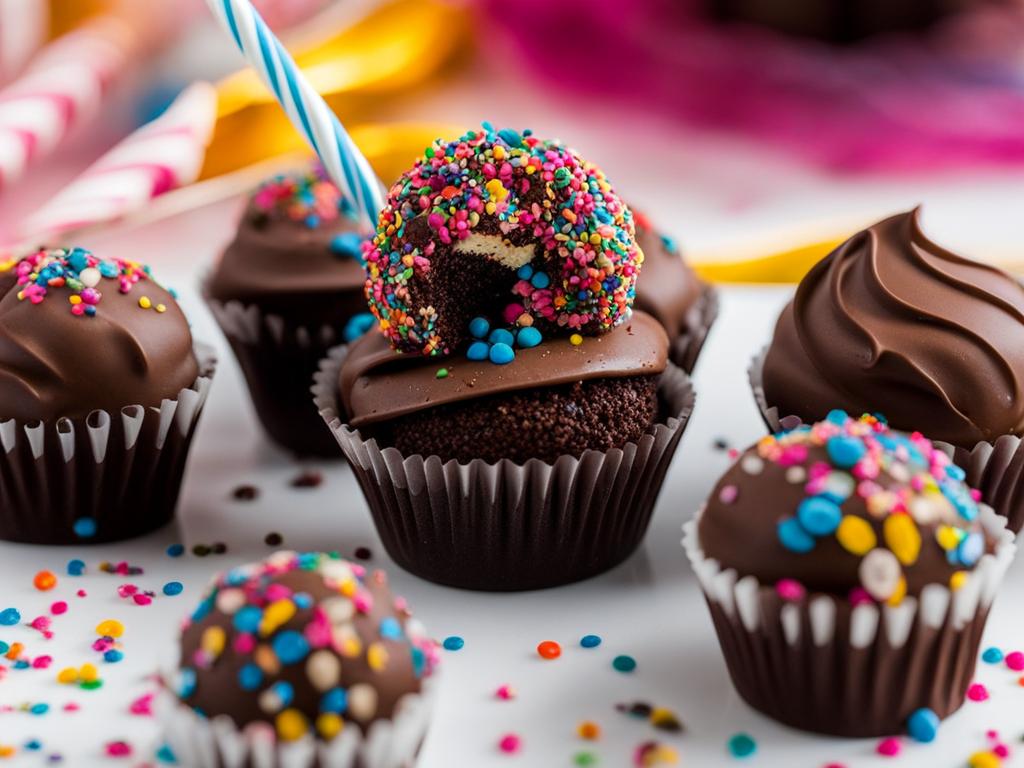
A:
[691, 239, 843, 284]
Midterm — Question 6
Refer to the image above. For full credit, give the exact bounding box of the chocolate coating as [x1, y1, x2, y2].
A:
[0, 251, 198, 423]
[340, 311, 669, 429]
[632, 210, 706, 341]
[762, 209, 1024, 449]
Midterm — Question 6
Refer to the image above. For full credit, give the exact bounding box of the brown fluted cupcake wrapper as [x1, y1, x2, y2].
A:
[157, 676, 438, 768]
[670, 283, 720, 375]
[683, 505, 1015, 737]
[750, 348, 1024, 534]
[0, 345, 216, 545]
[313, 346, 696, 591]
[206, 296, 343, 457]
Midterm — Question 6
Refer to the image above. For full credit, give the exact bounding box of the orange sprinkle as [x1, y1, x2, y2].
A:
[33, 570, 57, 591]
[537, 640, 561, 660]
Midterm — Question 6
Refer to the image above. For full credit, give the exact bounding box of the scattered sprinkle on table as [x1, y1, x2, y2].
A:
[967, 683, 990, 702]
[354, 546, 372, 560]
[291, 469, 323, 488]
[498, 734, 521, 754]
[1005, 651, 1024, 671]
[537, 640, 561, 660]
[580, 634, 602, 648]
[162, 582, 183, 597]
[876, 737, 902, 757]
[165, 544, 184, 558]
[727, 733, 757, 758]
[232, 485, 259, 501]
[0, 608, 20, 626]
[983, 647, 1004, 664]
[66, 559, 85, 576]
[33, 571, 57, 591]
[442, 636, 464, 651]
[577, 721, 601, 740]
[613, 655, 637, 673]
[495, 684, 516, 700]
[907, 707, 939, 742]
[264, 532, 283, 546]
[574, 751, 598, 766]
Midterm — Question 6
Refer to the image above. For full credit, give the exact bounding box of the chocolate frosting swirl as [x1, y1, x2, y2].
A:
[340, 311, 668, 428]
[0, 261, 198, 423]
[762, 209, 1024, 448]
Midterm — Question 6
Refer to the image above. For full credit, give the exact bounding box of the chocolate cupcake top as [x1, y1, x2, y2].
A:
[364, 124, 642, 356]
[207, 164, 368, 308]
[0, 247, 199, 422]
[699, 412, 997, 603]
[632, 210, 705, 341]
[174, 551, 439, 742]
[762, 209, 1024, 448]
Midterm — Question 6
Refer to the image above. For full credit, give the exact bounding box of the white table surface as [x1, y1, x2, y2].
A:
[2, 245, 1023, 766]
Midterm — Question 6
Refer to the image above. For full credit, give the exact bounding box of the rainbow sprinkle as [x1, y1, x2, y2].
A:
[363, 124, 641, 356]
[252, 163, 352, 228]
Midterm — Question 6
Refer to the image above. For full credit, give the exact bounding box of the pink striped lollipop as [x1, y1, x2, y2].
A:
[19, 82, 218, 242]
[0, 17, 132, 189]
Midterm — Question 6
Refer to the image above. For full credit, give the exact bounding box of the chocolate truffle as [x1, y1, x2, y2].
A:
[760, 209, 1024, 449]
[207, 164, 373, 456]
[0, 247, 199, 422]
[687, 411, 1014, 737]
[165, 551, 439, 763]
[632, 210, 717, 373]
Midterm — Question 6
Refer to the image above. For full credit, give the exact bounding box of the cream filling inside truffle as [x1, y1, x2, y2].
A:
[454, 233, 536, 269]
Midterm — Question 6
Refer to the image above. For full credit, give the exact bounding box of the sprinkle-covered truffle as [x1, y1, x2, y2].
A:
[251, 163, 354, 229]
[363, 124, 642, 356]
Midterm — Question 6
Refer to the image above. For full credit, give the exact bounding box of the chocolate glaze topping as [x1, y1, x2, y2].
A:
[340, 311, 669, 428]
[632, 211, 704, 341]
[762, 209, 1024, 448]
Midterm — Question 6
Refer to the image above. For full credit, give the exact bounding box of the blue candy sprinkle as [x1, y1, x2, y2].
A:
[825, 409, 849, 426]
[488, 328, 515, 347]
[156, 744, 177, 764]
[178, 667, 197, 698]
[530, 272, 551, 289]
[516, 327, 542, 349]
[232, 605, 262, 633]
[727, 733, 757, 758]
[293, 593, 314, 610]
[467, 341, 490, 362]
[826, 435, 866, 469]
[238, 663, 263, 691]
[272, 630, 310, 665]
[443, 636, 465, 651]
[380, 617, 402, 640]
[166, 544, 185, 558]
[29, 703, 49, 715]
[103, 650, 124, 663]
[67, 559, 86, 576]
[25, 739, 42, 750]
[0, 641, 8, 654]
[0, 608, 21, 626]
[270, 680, 294, 707]
[907, 708, 939, 743]
[797, 497, 842, 536]
[982, 647, 1004, 664]
[489, 343, 515, 365]
[659, 233, 678, 253]
[469, 317, 491, 339]
[777, 517, 815, 553]
[516, 264, 534, 280]
[580, 634, 602, 648]
[162, 582, 183, 596]
[498, 128, 524, 148]
[958, 533, 985, 568]
[72, 517, 97, 539]
[321, 687, 348, 713]
[612, 655, 637, 673]
[945, 463, 966, 482]
[329, 232, 364, 260]
[342, 313, 376, 343]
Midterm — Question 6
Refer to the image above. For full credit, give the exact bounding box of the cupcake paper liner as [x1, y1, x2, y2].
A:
[313, 346, 696, 591]
[750, 348, 1024, 534]
[0, 345, 216, 545]
[207, 296, 343, 457]
[157, 677, 437, 768]
[670, 283, 720, 375]
[683, 504, 1015, 737]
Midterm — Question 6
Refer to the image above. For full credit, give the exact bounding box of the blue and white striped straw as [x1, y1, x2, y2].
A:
[206, 0, 385, 233]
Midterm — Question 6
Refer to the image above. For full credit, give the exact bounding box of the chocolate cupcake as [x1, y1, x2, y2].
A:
[314, 125, 695, 591]
[684, 412, 1015, 737]
[159, 550, 439, 768]
[752, 209, 1024, 531]
[0, 247, 215, 544]
[632, 210, 718, 373]
[207, 164, 374, 457]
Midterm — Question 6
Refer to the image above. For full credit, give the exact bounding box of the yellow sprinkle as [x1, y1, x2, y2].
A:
[96, 620, 124, 638]
[969, 751, 1002, 768]
[68, 295, 82, 305]
[492, 145, 506, 160]
[950, 571, 969, 591]
[57, 667, 78, 684]
[316, 712, 344, 740]
[0, 745, 14, 758]
[201, 626, 226, 658]
[138, 296, 152, 309]
[936, 525, 961, 551]
[886, 576, 907, 607]
[339, 578, 357, 597]
[275, 709, 308, 742]
[78, 663, 99, 683]
[589, 232, 602, 246]
[485, 178, 508, 202]
[570, 334, 583, 346]
[260, 599, 296, 636]
[884, 514, 921, 566]
[155, 304, 166, 313]
[367, 642, 389, 671]
[836, 515, 876, 556]
[485, 201, 497, 215]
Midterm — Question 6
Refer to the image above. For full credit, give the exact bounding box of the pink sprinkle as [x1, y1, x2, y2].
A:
[496, 685, 516, 700]
[129, 693, 154, 716]
[133, 594, 152, 606]
[967, 683, 989, 702]
[76, 590, 87, 598]
[63, 702, 80, 712]
[994, 744, 1010, 758]
[265, 584, 293, 602]
[233, 633, 256, 654]
[50, 601, 67, 615]
[718, 485, 738, 504]
[30, 616, 51, 631]
[727, 448, 739, 460]
[776, 579, 805, 602]
[498, 734, 521, 754]
[876, 737, 902, 757]
[987, 730, 1000, 740]
[32, 656, 52, 669]
[778, 445, 808, 467]
[117, 584, 138, 598]
[1005, 651, 1024, 671]
[849, 587, 873, 606]
[823, 764, 848, 768]
[105, 740, 132, 757]
[503, 303, 525, 324]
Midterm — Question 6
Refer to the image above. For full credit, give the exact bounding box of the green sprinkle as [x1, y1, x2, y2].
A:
[574, 751, 598, 766]
[436, 368, 449, 379]
[612, 655, 636, 673]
